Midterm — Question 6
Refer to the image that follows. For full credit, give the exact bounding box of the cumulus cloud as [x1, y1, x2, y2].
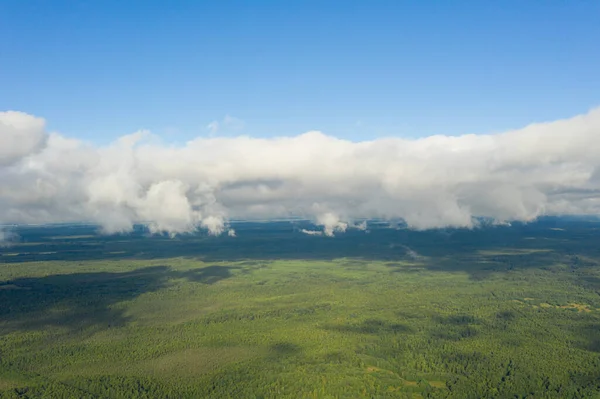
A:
[0, 227, 18, 246]
[0, 111, 47, 166]
[1, 108, 600, 236]
[315, 212, 348, 237]
[352, 220, 368, 231]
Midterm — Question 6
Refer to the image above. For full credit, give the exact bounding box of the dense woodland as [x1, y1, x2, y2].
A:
[1, 219, 599, 398]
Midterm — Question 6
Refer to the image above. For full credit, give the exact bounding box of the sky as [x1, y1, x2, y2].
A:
[1, 0, 599, 143]
[1, 1, 600, 237]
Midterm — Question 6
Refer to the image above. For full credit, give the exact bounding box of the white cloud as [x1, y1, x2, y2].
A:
[1, 108, 600, 236]
[300, 229, 323, 236]
[0, 111, 47, 166]
[0, 227, 18, 246]
[315, 212, 348, 237]
[206, 121, 220, 137]
[353, 220, 368, 231]
[206, 115, 244, 137]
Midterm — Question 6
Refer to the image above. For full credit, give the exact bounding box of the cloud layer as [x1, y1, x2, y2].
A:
[1, 109, 600, 237]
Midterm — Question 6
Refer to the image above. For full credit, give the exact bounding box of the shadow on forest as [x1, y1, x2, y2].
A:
[269, 342, 303, 356]
[430, 325, 479, 341]
[0, 264, 243, 335]
[179, 265, 242, 284]
[323, 318, 414, 335]
[576, 275, 600, 291]
[1, 220, 600, 283]
[574, 323, 600, 353]
[433, 314, 480, 325]
[570, 369, 600, 392]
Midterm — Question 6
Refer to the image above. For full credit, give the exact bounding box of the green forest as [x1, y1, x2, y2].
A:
[1, 219, 599, 398]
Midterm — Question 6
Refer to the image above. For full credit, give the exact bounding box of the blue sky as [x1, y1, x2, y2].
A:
[1, 0, 599, 143]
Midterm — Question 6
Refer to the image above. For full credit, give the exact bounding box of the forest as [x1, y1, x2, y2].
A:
[1, 218, 599, 398]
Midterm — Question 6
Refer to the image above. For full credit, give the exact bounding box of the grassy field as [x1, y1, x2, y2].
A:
[1, 219, 600, 398]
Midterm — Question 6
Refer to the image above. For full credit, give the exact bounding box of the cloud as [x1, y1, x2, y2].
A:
[0, 226, 18, 246]
[206, 115, 244, 137]
[0, 111, 47, 166]
[1, 108, 600, 236]
[401, 245, 421, 260]
[353, 220, 368, 231]
[206, 121, 220, 137]
[300, 229, 323, 236]
[316, 212, 348, 237]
